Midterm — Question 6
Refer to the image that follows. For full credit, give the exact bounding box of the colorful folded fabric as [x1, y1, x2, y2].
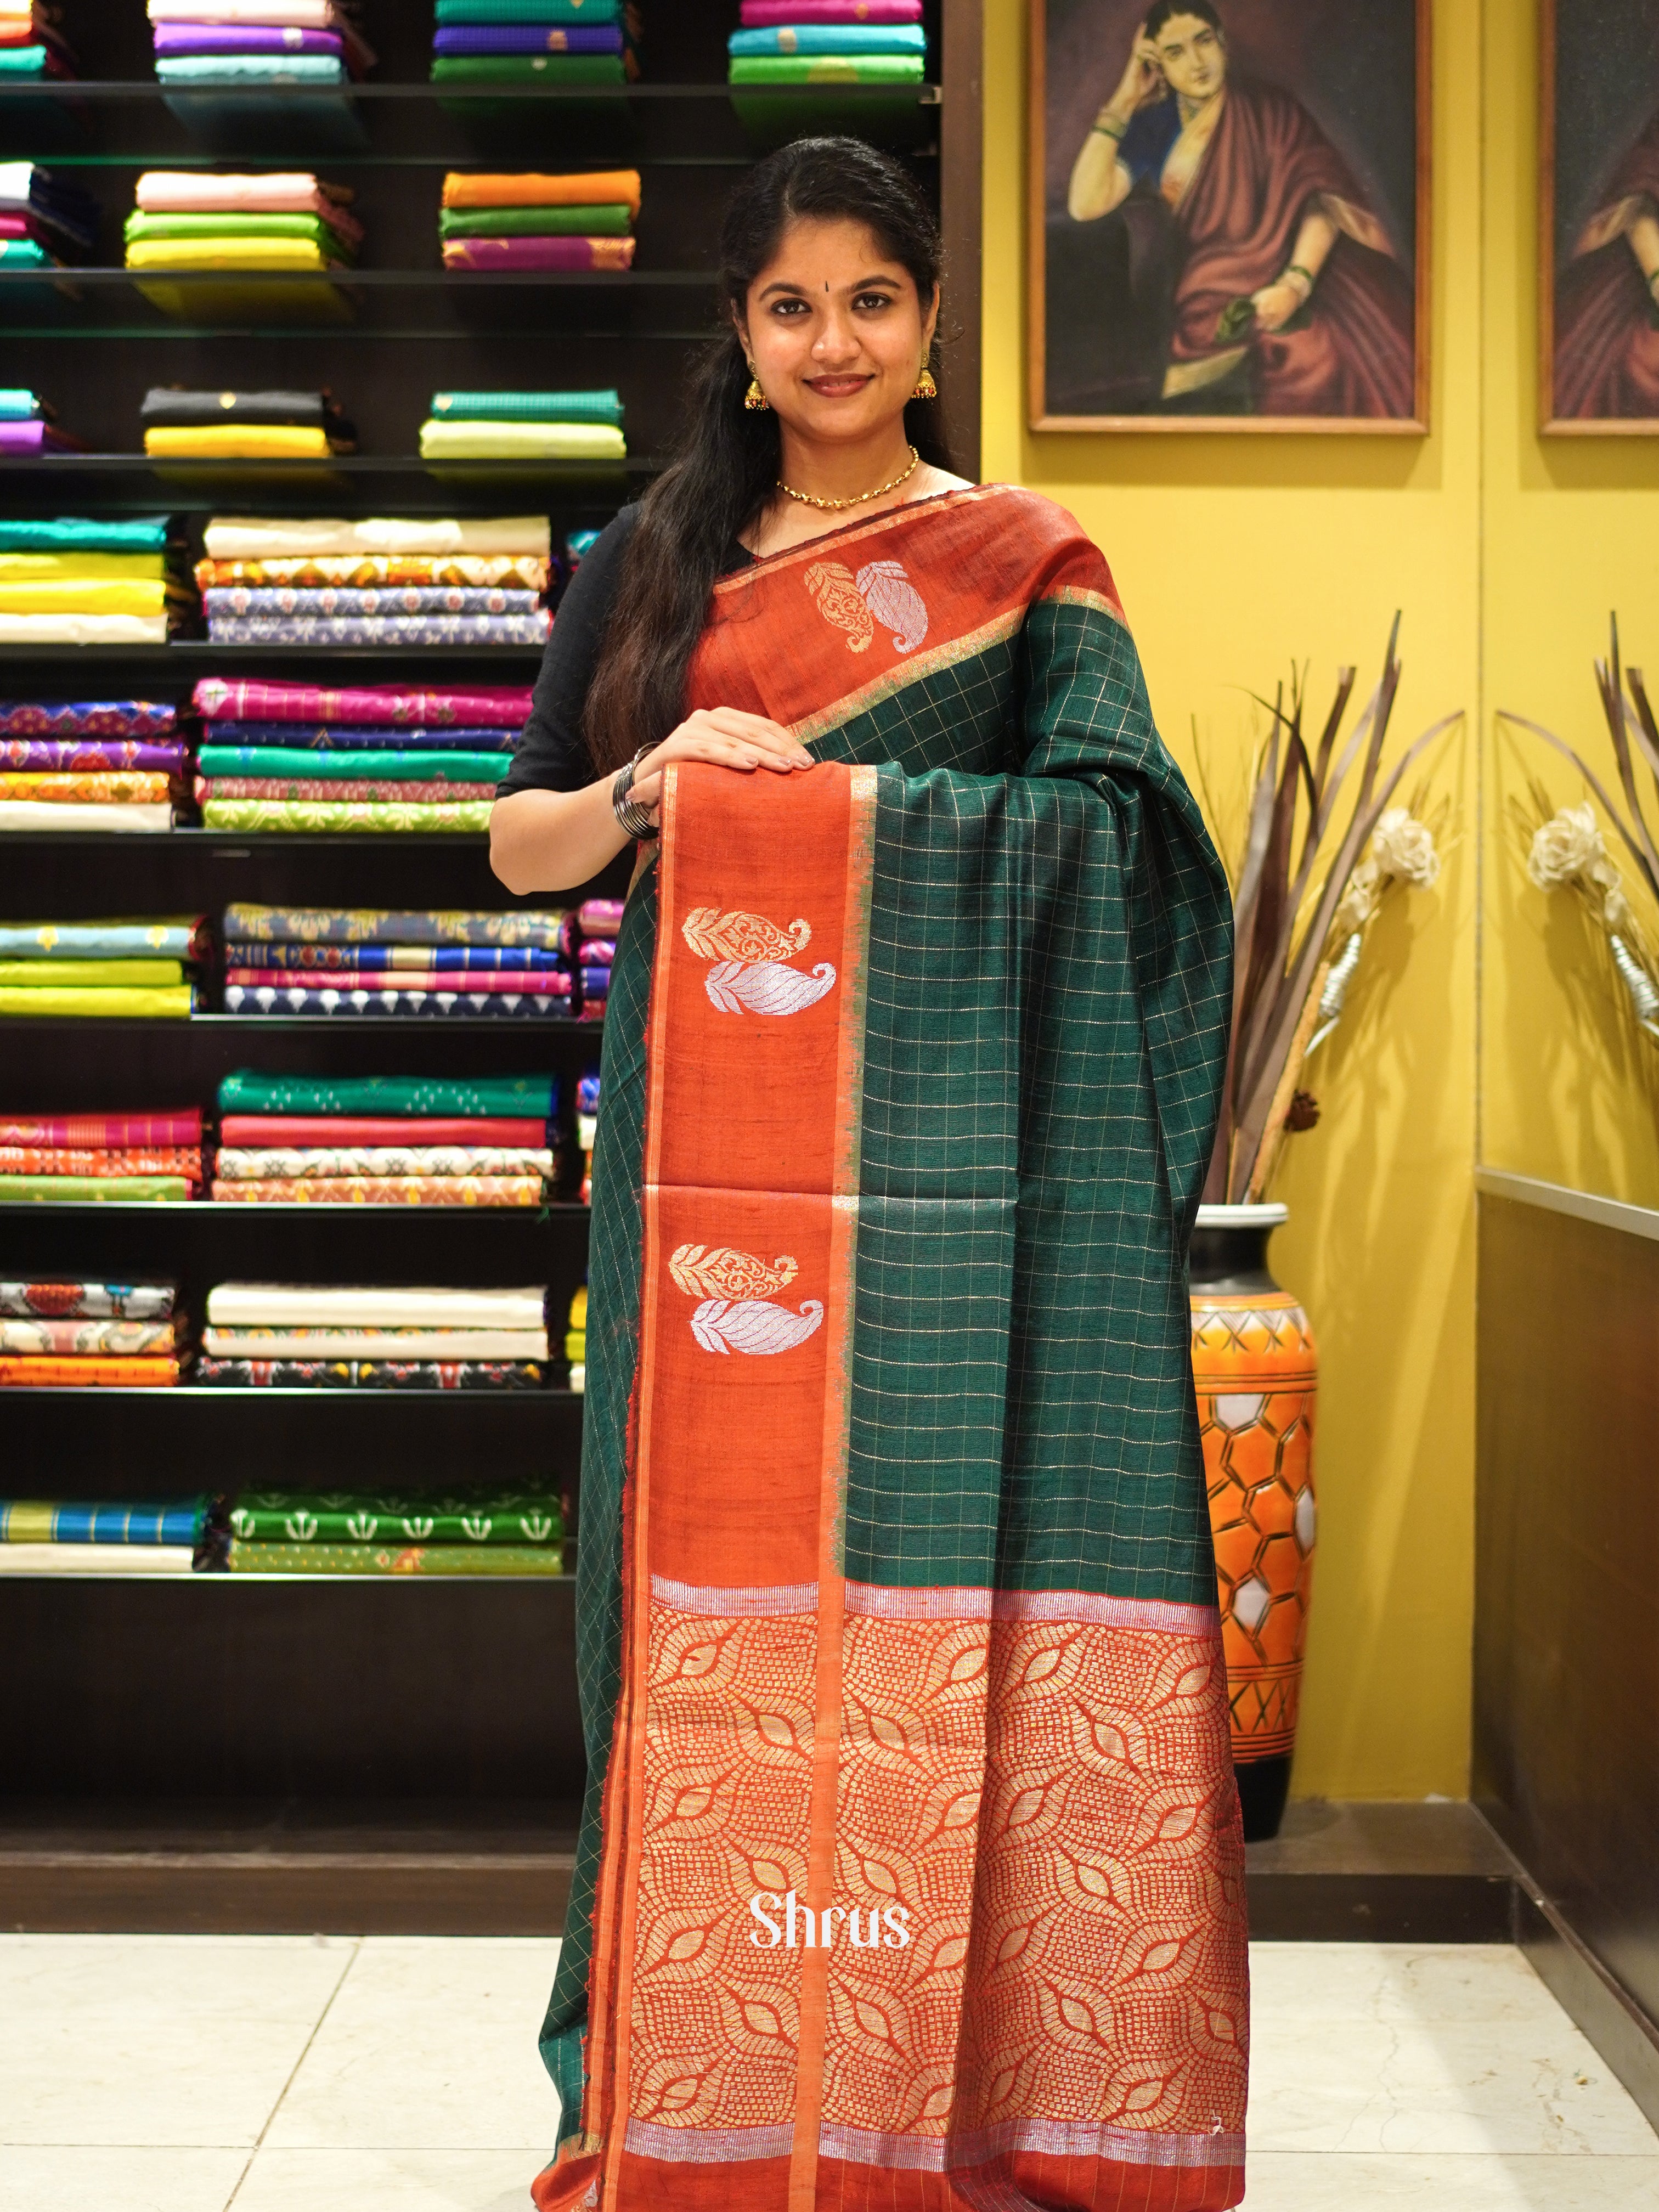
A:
[0, 1546, 197, 1573]
[204, 588, 538, 616]
[740, 0, 921, 16]
[0, 958, 183, 986]
[0, 1145, 200, 1178]
[0, 617, 170, 645]
[204, 799, 495, 832]
[442, 238, 635, 272]
[204, 615, 549, 646]
[0, 772, 171, 803]
[227, 968, 555, 995]
[0, 166, 97, 255]
[199, 746, 510, 779]
[202, 516, 548, 558]
[441, 169, 641, 213]
[0, 1356, 181, 1385]
[224, 906, 564, 948]
[217, 1070, 555, 1114]
[0, 518, 168, 552]
[0, 421, 86, 455]
[432, 55, 627, 79]
[0, 988, 194, 1018]
[0, 919, 204, 959]
[0, 1174, 193, 1200]
[0, 1318, 177, 1354]
[225, 1537, 562, 1567]
[206, 1282, 546, 1326]
[0, 803, 173, 831]
[210, 1173, 545, 1201]
[437, 0, 618, 16]
[729, 52, 924, 77]
[206, 723, 518, 753]
[437, 205, 632, 237]
[155, 54, 349, 80]
[2, 741, 187, 771]
[0, 1497, 205, 1542]
[219, 1114, 547, 1143]
[433, 23, 620, 50]
[0, 1111, 201, 1146]
[146, 426, 335, 458]
[127, 238, 346, 272]
[197, 554, 548, 590]
[0, 701, 176, 737]
[128, 208, 363, 251]
[223, 984, 569, 1014]
[419, 419, 626, 457]
[226, 1491, 561, 1541]
[0, 581, 170, 616]
[151, 25, 345, 54]
[207, 1327, 548, 1357]
[213, 1144, 548, 1177]
[203, 779, 499, 805]
[223, 943, 561, 969]
[196, 678, 533, 726]
[148, 2, 351, 22]
[136, 173, 357, 219]
[0, 1279, 176, 1319]
[729, 21, 924, 48]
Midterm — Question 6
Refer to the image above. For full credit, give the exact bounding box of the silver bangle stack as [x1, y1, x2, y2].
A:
[611, 743, 659, 840]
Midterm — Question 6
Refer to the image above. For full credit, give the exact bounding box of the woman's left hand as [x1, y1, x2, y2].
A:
[1249, 280, 1305, 333]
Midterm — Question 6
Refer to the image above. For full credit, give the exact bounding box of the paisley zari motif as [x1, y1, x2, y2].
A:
[535, 486, 1244, 2212]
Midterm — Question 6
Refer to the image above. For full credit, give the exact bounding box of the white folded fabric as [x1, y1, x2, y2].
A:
[0, 616, 168, 643]
[418, 421, 627, 461]
[203, 515, 551, 558]
[150, 1, 342, 20]
[0, 803, 173, 832]
[204, 1282, 549, 1328]
[0, 1545, 196, 1575]
[136, 172, 344, 215]
[201, 1327, 550, 1358]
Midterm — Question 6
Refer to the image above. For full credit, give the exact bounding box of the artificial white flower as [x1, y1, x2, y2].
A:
[1527, 802, 1609, 891]
[1370, 805, 1441, 888]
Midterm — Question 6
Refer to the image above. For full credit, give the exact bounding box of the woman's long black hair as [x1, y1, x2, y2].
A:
[583, 136, 951, 774]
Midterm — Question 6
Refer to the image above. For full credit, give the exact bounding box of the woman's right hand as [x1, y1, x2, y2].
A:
[1105, 21, 1163, 121]
[627, 707, 814, 823]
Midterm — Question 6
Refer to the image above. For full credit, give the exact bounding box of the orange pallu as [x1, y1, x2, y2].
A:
[535, 486, 1245, 2212]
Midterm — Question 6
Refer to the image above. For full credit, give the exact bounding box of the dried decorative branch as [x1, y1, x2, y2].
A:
[1198, 622, 1459, 1205]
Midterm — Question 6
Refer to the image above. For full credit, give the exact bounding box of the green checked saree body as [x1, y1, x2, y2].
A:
[534, 484, 1245, 2212]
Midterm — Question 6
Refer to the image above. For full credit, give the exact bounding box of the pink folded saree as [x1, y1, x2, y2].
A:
[740, 0, 922, 20]
[193, 678, 532, 726]
[442, 236, 635, 272]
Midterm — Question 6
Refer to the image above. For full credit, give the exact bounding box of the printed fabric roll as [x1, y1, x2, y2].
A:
[225, 1538, 563, 1571]
[204, 588, 540, 617]
[0, 919, 204, 960]
[227, 967, 557, 996]
[205, 613, 549, 647]
[194, 676, 534, 724]
[1, 740, 187, 771]
[0, 1318, 177, 1355]
[197, 554, 549, 591]
[222, 903, 562, 946]
[210, 1173, 545, 1204]
[206, 1328, 549, 1359]
[417, 420, 626, 459]
[199, 746, 511, 780]
[205, 721, 518, 750]
[228, 1491, 561, 1542]
[0, 987, 194, 1018]
[0, 1355, 181, 1385]
[203, 1358, 543, 1388]
[0, 1174, 193, 1201]
[0, 1144, 201, 1177]
[440, 170, 641, 214]
[0, 1279, 176, 1319]
[223, 983, 568, 1015]
[0, 1111, 201, 1146]
[214, 1144, 549, 1178]
[0, 701, 176, 739]
[0, 1497, 205, 1542]
[201, 516, 549, 559]
[216, 1071, 555, 1116]
[205, 1282, 546, 1328]
[201, 779, 499, 805]
[441, 238, 635, 273]
[223, 943, 562, 972]
[0, 771, 170, 803]
[204, 798, 495, 833]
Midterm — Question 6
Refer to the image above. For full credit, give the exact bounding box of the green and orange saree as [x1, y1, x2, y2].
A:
[534, 484, 1246, 2212]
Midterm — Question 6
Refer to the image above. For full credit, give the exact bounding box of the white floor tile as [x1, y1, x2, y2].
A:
[1249, 1942, 1572, 2024]
[1242, 2151, 1659, 2209]
[261, 1937, 562, 2152]
[0, 1934, 356, 2149]
[232, 2147, 548, 2212]
[0, 2145, 249, 2212]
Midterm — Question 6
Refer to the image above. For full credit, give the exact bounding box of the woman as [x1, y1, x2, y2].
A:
[493, 137, 1246, 2212]
[1553, 106, 1659, 419]
[1056, 0, 1414, 416]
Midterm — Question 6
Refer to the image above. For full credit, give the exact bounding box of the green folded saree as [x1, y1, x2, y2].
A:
[437, 0, 619, 18]
[430, 387, 623, 422]
[0, 987, 193, 1019]
[198, 748, 510, 783]
[0, 1175, 191, 1201]
[124, 212, 359, 262]
[0, 519, 169, 553]
[219, 1070, 555, 1116]
[226, 1539, 565, 1575]
[438, 206, 634, 239]
[202, 798, 493, 833]
[432, 54, 626, 81]
[228, 1492, 563, 1544]
[728, 52, 925, 78]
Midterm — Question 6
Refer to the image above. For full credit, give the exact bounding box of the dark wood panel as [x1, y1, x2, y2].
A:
[1475, 1192, 1659, 2032]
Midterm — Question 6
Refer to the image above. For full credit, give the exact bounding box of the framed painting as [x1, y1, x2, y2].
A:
[1541, 0, 1659, 432]
[1028, 0, 1431, 432]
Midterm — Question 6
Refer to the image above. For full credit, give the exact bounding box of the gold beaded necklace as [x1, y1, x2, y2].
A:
[776, 444, 921, 511]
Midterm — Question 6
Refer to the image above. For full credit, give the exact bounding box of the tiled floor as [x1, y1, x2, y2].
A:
[1, 1936, 1656, 2209]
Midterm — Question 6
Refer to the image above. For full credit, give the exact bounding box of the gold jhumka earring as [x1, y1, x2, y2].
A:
[743, 363, 769, 411]
[912, 362, 938, 399]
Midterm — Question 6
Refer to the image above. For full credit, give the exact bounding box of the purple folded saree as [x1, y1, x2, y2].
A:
[0, 740, 187, 772]
[442, 236, 636, 272]
[0, 702, 177, 740]
[432, 25, 624, 52]
[150, 24, 345, 54]
[0, 421, 83, 454]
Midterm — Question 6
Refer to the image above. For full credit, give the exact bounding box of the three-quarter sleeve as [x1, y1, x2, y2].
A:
[498, 504, 641, 797]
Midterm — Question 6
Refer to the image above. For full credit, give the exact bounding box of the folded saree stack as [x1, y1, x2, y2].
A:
[192, 675, 532, 830]
[143, 386, 356, 462]
[0, 1494, 209, 1573]
[0, 516, 185, 648]
[0, 916, 204, 1018]
[223, 1487, 564, 1573]
[195, 515, 551, 647]
[127, 172, 362, 322]
[1, 697, 185, 833]
[197, 1279, 550, 1386]
[562, 895, 621, 1014]
[727, 0, 925, 84]
[213, 1063, 558, 1203]
[0, 1107, 203, 1201]
[0, 6, 77, 77]
[147, 0, 376, 87]
[221, 903, 572, 1017]
[439, 170, 639, 273]
[0, 1278, 184, 1391]
[575, 1068, 597, 1203]
[431, 0, 633, 86]
[0, 163, 95, 267]
[421, 388, 626, 464]
[563, 1281, 585, 1391]
[0, 389, 86, 456]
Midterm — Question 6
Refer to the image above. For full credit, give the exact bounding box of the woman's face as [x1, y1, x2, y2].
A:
[738, 216, 937, 447]
[1151, 13, 1226, 101]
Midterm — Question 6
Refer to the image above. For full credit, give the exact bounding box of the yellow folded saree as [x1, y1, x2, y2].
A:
[0, 774, 171, 804]
[0, 581, 171, 617]
[0, 959, 184, 987]
[417, 420, 625, 460]
[125, 238, 346, 271]
[0, 988, 194, 1019]
[144, 425, 334, 459]
[0, 553, 170, 583]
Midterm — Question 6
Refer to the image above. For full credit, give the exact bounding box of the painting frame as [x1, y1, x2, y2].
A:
[1538, 0, 1659, 435]
[1026, 0, 1433, 434]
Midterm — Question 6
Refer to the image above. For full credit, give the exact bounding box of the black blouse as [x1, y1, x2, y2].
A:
[499, 504, 755, 797]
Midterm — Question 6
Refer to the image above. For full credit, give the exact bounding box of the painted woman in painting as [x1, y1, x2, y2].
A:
[1553, 108, 1659, 419]
[1053, 0, 1415, 417]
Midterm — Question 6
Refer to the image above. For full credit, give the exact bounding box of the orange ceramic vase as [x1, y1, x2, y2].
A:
[1189, 1203, 1318, 1842]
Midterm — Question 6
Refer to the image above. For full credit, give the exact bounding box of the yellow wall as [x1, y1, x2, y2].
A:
[980, 0, 1486, 1797]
